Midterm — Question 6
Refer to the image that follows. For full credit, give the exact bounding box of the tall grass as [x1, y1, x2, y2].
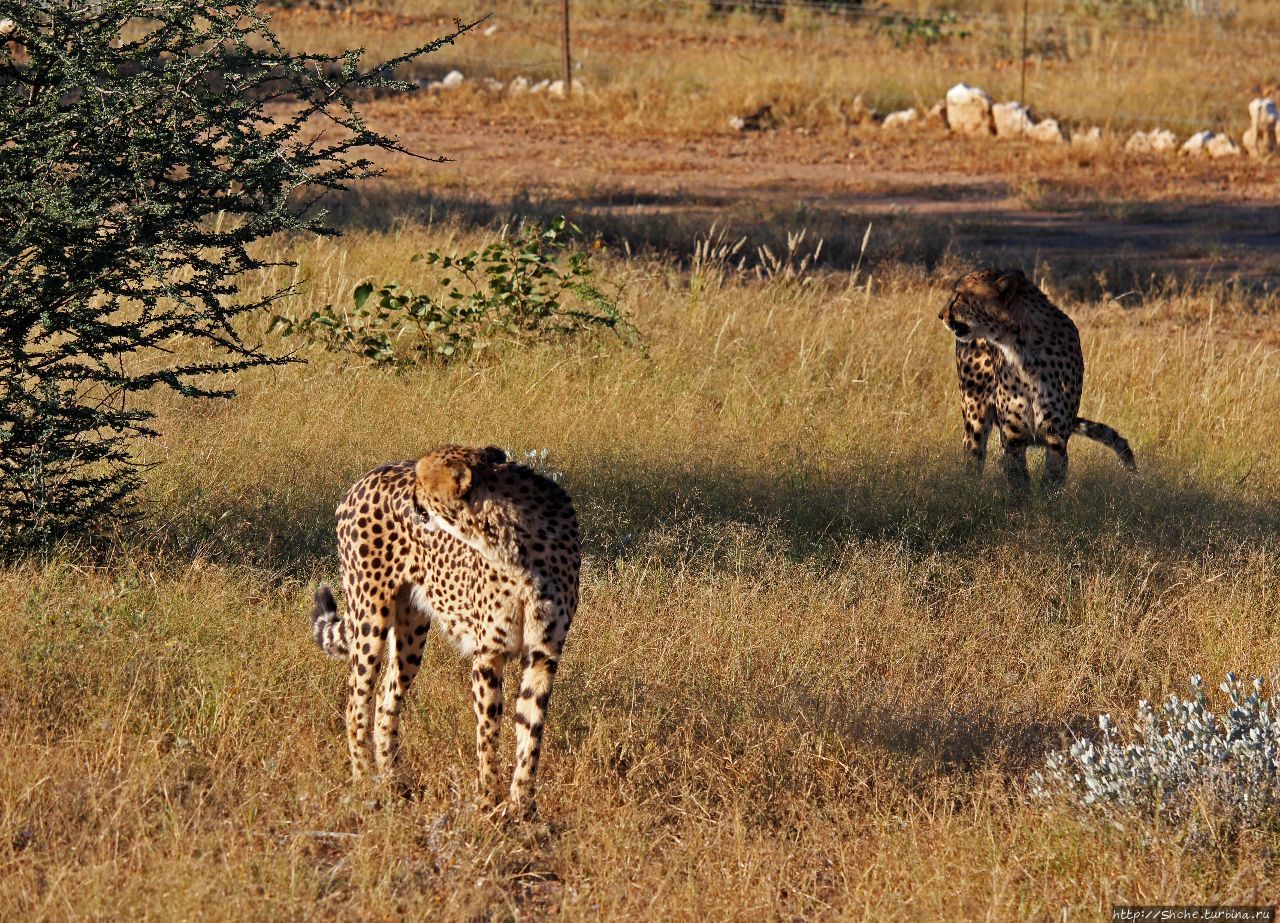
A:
[2, 220, 1278, 918]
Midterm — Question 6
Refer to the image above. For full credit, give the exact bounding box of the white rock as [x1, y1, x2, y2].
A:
[529, 80, 550, 94]
[548, 80, 567, 99]
[441, 70, 465, 89]
[881, 108, 918, 130]
[1125, 128, 1178, 154]
[571, 78, 588, 97]
[426, 81, 444, 93]
[482, 24, 499, 36]
[508, 76, 530, 96]
[1071, 126, 1103, 150]
[945, 83, 994, 136]
[992, 101, 1033, 138]
[1028, 118, 1067, 144]
[1243, 97, 1279, 157]
[482, 77, 504, 93]
[1180, 130, 1214, 156]
[1180, 131, 1240, 158]
[1206, 133, 1240, 158]
[1149, 129, 1179, 153]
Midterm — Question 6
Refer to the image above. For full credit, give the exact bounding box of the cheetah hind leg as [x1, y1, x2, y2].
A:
[372, 593, 431, 784]
[1043, 433, 1069, 491]
[509, 644, 562, 816]
[345, 623, 386, 782]
[998, 426, 1032, 492]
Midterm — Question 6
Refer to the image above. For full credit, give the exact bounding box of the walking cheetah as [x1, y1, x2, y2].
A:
[938, 268, 1136, 489]
[310, 445, 580, 815]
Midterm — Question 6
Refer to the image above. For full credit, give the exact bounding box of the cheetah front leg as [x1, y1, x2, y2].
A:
[470, 648, 507, 810]
[962, 396, 995, 475]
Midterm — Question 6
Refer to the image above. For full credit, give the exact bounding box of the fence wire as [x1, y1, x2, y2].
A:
[422, 1, 1276, 131]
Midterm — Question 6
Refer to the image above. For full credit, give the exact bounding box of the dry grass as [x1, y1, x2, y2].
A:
[3, 216, 1280, 918]
[267, 0, 1280, 141]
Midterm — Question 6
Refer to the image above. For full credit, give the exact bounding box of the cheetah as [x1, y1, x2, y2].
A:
[309, 445, 580, 816]
[938, 268, 1136, 489]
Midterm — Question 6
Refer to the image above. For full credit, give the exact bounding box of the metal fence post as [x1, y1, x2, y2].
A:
[562, 0, 572, 91]
[1019, 0, 1029, 104]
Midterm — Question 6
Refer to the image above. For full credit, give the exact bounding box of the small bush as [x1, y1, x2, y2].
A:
[272, 217, 639, 368]
[874, 12, 972, 48]
[1033, 674, 1280, 830]
[0, 0, 474, 555]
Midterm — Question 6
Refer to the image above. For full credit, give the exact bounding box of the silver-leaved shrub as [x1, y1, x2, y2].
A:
[1033, 674, 1280, 827]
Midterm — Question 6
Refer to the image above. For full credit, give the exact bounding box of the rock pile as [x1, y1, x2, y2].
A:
[419, 70, 587, 99]
[881, 108, 918, 130]
[1027, 118, 1066, 144]
[939, 87, 1063, 144]
[1180, 130, 1239, 157]
[945, 83, 994, 136]
[869, 82, 1280, 164]
[1071, 126, 1103, 151]
[1124, 128, 1179, 154]
[992, 101, 1034, 138]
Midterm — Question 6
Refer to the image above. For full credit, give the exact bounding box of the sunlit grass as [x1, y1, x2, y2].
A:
[2, 216, 1279, 918]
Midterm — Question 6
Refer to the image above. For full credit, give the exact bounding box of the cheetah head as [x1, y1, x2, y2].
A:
[413, 445, 506, 526]
[939, 268, 1028, 344]
[414, 445, 524, 568]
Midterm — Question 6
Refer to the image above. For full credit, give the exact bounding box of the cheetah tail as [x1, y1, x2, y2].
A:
[1073, 418, 1137, 472]
[310, 584, 350, 658]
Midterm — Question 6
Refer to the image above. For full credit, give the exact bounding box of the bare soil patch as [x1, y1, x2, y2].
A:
[354, 101, 1280, 286]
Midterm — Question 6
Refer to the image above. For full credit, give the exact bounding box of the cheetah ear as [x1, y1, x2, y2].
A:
[476, 446, 507, 466]
[415, 454, 472, 501]
[995, 269, 1027, 303]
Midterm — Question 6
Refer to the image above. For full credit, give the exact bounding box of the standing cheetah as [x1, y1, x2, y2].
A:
[310, 445, 580, 815]
[938, 268, 1136, 489]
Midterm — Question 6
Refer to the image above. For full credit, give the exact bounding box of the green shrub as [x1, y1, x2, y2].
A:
[0, 0, 476, 555]
[874, 12, 972, 48]
[272, 217, 640, 368]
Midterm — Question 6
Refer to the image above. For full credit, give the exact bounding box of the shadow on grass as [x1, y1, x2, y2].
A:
[572, 452, 1280, 565]
[554, 666, 1097, 807]
[139, 450, 1279, 577]
[846, 706, 1096, 781]
[315, 183, 1280, 301]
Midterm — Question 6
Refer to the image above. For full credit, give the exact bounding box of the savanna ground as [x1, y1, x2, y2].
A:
[4, 1, 1280, 919]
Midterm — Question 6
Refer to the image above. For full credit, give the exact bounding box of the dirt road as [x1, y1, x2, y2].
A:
[358, 102, 1280, 285]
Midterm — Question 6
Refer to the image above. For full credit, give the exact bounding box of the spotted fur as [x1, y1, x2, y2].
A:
[311, 445, 580, 815]
[939, 268, 1136, 489]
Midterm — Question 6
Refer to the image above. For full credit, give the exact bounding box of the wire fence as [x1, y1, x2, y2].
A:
[404, 0, 1277, 133]
[641, 0, 1280, 46]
